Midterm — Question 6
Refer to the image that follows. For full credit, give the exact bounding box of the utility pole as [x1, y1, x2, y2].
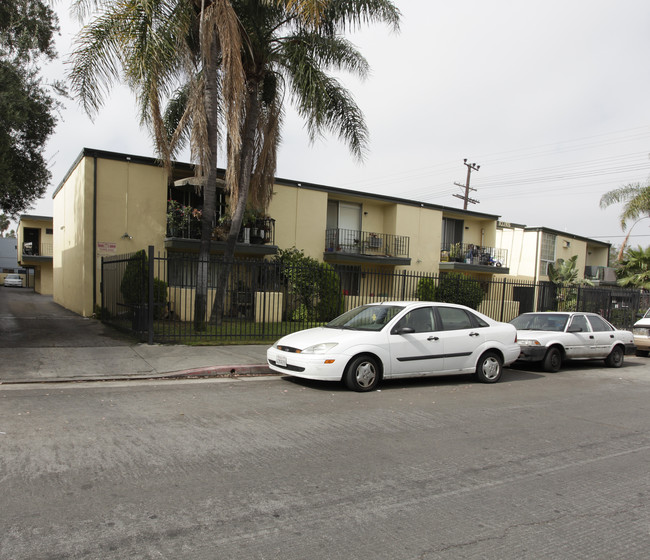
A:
[453, 159, 480, 209]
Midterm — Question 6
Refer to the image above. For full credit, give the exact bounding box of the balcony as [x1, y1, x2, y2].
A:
[324, 228, 411, 265]
[22, 242, 53, 258]
[439, 243, 509, 274]
[165, 214, 277, 257]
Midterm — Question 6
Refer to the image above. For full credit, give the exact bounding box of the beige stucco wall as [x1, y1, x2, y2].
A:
[54, 155, 168, 316]
[268, 184, 328, 259]
[394, 205, 442, 272]
[54, 157, 93, 314]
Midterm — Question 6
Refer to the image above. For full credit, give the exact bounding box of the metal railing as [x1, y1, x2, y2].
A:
[22, 242, 53, 257]
[101, 247, 640, 344]
[325, 228, 409, 258]
[167, 216, 275, 245]
[440, 242, 508, 268]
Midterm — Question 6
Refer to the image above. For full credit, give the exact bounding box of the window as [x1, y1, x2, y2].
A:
[437, 306, 473, 331]
[442, 218, 463, 249]
[394, 307, 435, 333]
[587, 314, 614, 332]
[539, 232, 556, 277]
[569, 314, 590, 332]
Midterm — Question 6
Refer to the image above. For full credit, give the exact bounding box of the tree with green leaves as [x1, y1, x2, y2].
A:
[600, 180, 650, 259]
[616, 245, 650, 289]
[0, 0, 63, 216]
[70, 0, 399, 330]
[205, 0, 400, 324]
[547, 255, 592, 311]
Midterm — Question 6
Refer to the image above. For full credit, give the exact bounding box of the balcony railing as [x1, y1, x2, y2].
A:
[23, 242, 53, 257]
[167, 216, 275, 245]
[440, 242, 508, 268]
[325, 228, 410, 258]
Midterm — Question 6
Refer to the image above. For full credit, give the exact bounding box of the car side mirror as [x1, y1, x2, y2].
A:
[567, 325, 582, 333]
[395, 327, 415, 335]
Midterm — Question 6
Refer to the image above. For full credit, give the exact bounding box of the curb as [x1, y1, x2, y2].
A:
[0, 364, 277, 385]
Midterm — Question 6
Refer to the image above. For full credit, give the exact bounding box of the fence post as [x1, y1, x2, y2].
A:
[147, 245, 154, 345]
[100, 256, 105, 323]
[499, 278, 507, 322]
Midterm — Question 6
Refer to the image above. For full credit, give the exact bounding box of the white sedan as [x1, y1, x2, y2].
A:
[510, 311, 635, 372]
[3, 274, 23, 287]
[267, 301, 520, 392]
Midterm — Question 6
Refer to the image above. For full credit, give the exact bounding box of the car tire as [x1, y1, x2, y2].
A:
[475, 351, 503, 383]
[344, 355, 381, 392]
[542, 347, 562, 372]
[635, 349, 649, 357]
[605, 346, 624, 368]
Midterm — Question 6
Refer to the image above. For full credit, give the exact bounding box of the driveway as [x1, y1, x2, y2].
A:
[0, 286, 133, 348]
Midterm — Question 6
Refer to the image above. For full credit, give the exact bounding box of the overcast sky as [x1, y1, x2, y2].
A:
[23, 0, 650, 248]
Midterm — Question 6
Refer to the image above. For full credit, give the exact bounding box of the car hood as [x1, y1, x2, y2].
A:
[634, 318, 650, 328]
[273, 326, 381, 350]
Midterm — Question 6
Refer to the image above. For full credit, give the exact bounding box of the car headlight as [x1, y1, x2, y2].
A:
[300, 343, 338, 354]
[518, 339, 541, 346]
[633, 328, 650, 336]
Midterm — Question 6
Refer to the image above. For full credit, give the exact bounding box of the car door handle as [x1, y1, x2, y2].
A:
[589, 335, 594, 339]
[610, 335, 614, 338]
[427, 336, 439, 341]
[469, 332, 480, 337]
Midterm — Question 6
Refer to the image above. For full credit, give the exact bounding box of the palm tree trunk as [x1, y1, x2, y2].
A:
[211, 81, 261, 325]
[194, 32, 220, 331]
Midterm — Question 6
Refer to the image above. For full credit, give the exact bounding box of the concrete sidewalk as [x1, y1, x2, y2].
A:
[0, 343, 274, 384]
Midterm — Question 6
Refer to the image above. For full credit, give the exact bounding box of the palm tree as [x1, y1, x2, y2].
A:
[547, 255, 592, 311]
[70, 0, 245, 329]
[205, 0, 401, 323]
[70, 0, 400, 328]
[617, 245, 650, 289]
[600, 181, 650, 260]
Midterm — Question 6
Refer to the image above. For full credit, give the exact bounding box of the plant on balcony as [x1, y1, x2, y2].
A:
[167, 200, 201, 238]
[448, 243, 463, 262]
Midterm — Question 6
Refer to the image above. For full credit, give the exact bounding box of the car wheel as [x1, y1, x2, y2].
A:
[475, 351, 503, 383]
[542, 347, 562, 372]
[635, 349, 649, 357]
[344, 355, 381, 392]
[605, 346, 624, 368]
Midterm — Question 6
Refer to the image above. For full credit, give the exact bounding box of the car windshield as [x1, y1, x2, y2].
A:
[644, 308, 650, 319]
[325, 305, 405, 331]
[510, 313, 569, 332]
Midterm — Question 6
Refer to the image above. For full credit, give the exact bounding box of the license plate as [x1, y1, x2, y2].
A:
[276, 355, 287, 367]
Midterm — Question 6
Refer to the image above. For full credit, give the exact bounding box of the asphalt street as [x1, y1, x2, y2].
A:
[2, 362, 649, 559]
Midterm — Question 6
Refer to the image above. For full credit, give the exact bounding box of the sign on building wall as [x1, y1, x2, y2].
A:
[96, 242, 117, 256]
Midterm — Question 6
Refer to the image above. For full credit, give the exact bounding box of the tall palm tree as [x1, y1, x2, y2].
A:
[600, 180, 650, 260]
[206, 0, 401, 323]
[70, 0, 245, 329]
[70, 0, 400, 328]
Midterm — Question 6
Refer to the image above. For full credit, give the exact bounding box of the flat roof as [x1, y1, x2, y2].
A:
[53, 148, 502, 222]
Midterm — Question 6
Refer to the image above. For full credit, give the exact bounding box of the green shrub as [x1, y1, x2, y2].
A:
[436, 272, 484, 310]
[120, 250, 168, 318]
[275, 247, 344, 322]
[416, 277, 436, 301]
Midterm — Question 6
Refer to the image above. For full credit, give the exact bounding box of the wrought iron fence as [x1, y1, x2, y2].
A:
[101, 247, 642, 343]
